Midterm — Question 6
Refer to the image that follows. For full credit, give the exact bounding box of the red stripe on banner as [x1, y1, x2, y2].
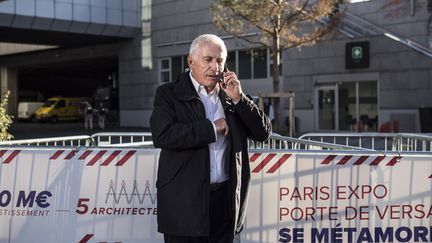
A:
[79, 234, 94, 243]
[321, 155, 336, 164]
[0, 150, 7, 157]
[353, 156, 369, 165]
[3, 150, 20, 164]
[100, 150, 121, 166]
[78, 150, 92, 160]
[87, 150, 107, 166]
[115, 150, 136, 166]
[249, 153, 261, 162]
[337, 155, 353, 165]
[252, 153, 277, 173]
[370, 156, 385, 166]
[64, 150, 78, 160]
[49, 150, 64, 160]
[386, 156, 401, 166]
[266, 154, 291, 173]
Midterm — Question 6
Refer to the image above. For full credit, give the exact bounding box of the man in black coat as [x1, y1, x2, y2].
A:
[150, 34, 271, 243]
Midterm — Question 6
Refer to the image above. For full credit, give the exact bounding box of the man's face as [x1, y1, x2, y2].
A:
[188, 42, 225, 91]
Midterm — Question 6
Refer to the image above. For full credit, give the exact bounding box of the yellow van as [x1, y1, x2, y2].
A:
[35, 97, 89, 122]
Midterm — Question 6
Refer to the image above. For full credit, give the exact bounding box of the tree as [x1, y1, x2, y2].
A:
[212, 0, 342, 132]
[0, 90, 13, 141]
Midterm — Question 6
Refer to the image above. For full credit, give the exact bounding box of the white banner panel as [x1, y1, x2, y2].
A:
[243, 151, 432, 243]
[0, 148, 162, 243]
[0, 148, 430, 243]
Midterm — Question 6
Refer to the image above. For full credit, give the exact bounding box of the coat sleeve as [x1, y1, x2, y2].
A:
[232, 94, 272, 142]
[150, 85, 216, 150]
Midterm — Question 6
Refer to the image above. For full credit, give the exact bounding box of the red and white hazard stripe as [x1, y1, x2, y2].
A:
[249, 153, 292, 174]
[49, 149, 136, 166]
[320, 154, 402, 166]
[249, 153, 405, 174]
[0, 150, 21, 164]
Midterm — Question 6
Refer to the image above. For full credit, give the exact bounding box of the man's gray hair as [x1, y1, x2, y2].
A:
[189, 34, 227, 58]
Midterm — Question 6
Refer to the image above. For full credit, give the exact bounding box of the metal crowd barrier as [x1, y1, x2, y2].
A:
[0, 132, 372, 151]
[299, 132, 432, 152]
[248, 134, 373, 151]
[0, 135, 91, 146]
[0, 133, 154, 147]
[90, 132, 153, 147]
[2, 132, 432, 152]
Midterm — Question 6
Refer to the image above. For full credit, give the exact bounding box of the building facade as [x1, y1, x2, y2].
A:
[1, 0, 431, 134]
[142, 0, 432, 133]
[0, 0, 141, 118]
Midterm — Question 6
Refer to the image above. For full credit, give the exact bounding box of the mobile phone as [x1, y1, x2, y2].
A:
[219, 64, 228, 88]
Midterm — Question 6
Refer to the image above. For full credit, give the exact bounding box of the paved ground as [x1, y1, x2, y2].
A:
[9, 120, 149, 140]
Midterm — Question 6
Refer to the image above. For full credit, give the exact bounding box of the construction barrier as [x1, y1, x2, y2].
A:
[0, 148, 160, 243]
[244, 151, 431, 243]
[0, 148, 430, 242]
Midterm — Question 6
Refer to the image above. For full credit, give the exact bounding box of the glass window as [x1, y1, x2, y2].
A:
[160, 56, 189, 82]
[161, 59, 169, 69]
[171, 56, 182, 81]
[56, 100, 66, 108]
[358, 81, 378, 131]
[238, 50, 251, 79]
[338, 82, 356, 131]
[226, 51, 236, 73]
[318, 89, 335, 130]
[336, 81, 378, 131]
[253, 49, 267, 79]
[167, 48, 281, 80]
[160, 58, 170, 83]
[161, 72, 170, 83]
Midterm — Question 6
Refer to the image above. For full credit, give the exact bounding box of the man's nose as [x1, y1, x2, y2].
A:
[210, 60, 221, 72]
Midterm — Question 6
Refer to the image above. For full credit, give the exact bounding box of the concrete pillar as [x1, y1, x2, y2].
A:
[118, 1, 155, 128]
[0, 67, 18, 117]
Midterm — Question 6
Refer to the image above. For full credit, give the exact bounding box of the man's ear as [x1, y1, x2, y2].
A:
[187, 55, 193, 68]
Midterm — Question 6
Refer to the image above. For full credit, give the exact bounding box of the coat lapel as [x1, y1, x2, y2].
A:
[173, 70, 199, 102]
[172, 70, 207, 120]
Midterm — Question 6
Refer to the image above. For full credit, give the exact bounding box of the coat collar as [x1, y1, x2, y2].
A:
[173, 70, 234, 110]
[173, 69, 200, 101]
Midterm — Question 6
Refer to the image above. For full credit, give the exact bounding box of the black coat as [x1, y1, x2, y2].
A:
[150, 70, 271, 236]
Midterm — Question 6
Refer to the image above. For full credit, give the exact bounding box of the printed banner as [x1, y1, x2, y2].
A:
[0, 148, 430, 242]
[243, 152, 432, 243]
[0, 148, 161, 243]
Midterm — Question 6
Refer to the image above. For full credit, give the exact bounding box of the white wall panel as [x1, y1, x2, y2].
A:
[16, 0, 35, 16]
[36, 0, 54, 18]
[73, 4, 90, 21]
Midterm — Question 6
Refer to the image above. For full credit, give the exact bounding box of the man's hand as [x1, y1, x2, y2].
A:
[220, 71, 242, 103]
[214, 118, 229, 136]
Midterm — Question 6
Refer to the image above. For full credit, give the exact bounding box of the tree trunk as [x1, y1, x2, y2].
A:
[272, 34, 281, 131]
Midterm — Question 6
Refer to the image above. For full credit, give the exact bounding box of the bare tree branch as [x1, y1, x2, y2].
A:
[212, 0, 341, 130]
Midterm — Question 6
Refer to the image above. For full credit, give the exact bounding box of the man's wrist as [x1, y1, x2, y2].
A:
[211, 121, 218, 138]
[232, 93, 242, 104]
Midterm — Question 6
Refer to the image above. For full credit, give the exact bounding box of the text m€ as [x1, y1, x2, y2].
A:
[0, 190, 52, 208]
